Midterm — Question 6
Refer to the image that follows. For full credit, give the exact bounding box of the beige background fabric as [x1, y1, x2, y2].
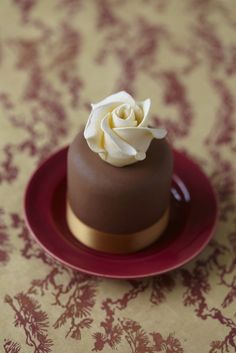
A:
[0, 1, 236, 352]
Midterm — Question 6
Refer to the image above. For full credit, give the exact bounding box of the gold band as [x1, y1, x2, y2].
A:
[66, 201, 169, 254]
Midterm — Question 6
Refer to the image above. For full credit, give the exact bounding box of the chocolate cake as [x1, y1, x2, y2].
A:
[66, 91, 173, 253]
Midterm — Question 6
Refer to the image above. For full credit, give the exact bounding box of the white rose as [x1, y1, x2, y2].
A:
[84, 91, 167, 167]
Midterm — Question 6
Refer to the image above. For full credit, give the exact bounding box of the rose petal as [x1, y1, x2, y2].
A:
[114, 126, 167, 152]
[99, 153, 136, 167]
[133, 104, 144, 124]
[138, 98, 151, 127]
[149, 127, 167, 139]
[101, 114, 137, 158]
[84, 101, 126, 152]
[114, 127, 153, 152]
[112, 104, 137, 128]
[84, 105, 110, 153]
[135, 151, 146, 161]
[92, 91, 135, 110]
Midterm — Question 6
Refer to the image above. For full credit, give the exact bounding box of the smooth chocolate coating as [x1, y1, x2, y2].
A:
[67, 131, 173, 234]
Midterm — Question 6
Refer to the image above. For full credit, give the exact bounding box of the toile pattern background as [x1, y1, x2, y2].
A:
[0, 1, 236, 352]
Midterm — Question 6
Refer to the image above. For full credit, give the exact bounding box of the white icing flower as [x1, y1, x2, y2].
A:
[84, 91, 167, 167]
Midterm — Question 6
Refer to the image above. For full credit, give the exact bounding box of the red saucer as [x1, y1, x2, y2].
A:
[24, 147, 218, 279]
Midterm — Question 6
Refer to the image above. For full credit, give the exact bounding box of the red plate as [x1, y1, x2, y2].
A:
[24, 147, 218, 279]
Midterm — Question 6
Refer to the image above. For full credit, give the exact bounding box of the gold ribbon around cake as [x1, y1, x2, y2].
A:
[66, 201, 169, 254]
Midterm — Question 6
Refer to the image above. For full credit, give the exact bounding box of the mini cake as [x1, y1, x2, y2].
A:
[67, 91, 173, 254]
